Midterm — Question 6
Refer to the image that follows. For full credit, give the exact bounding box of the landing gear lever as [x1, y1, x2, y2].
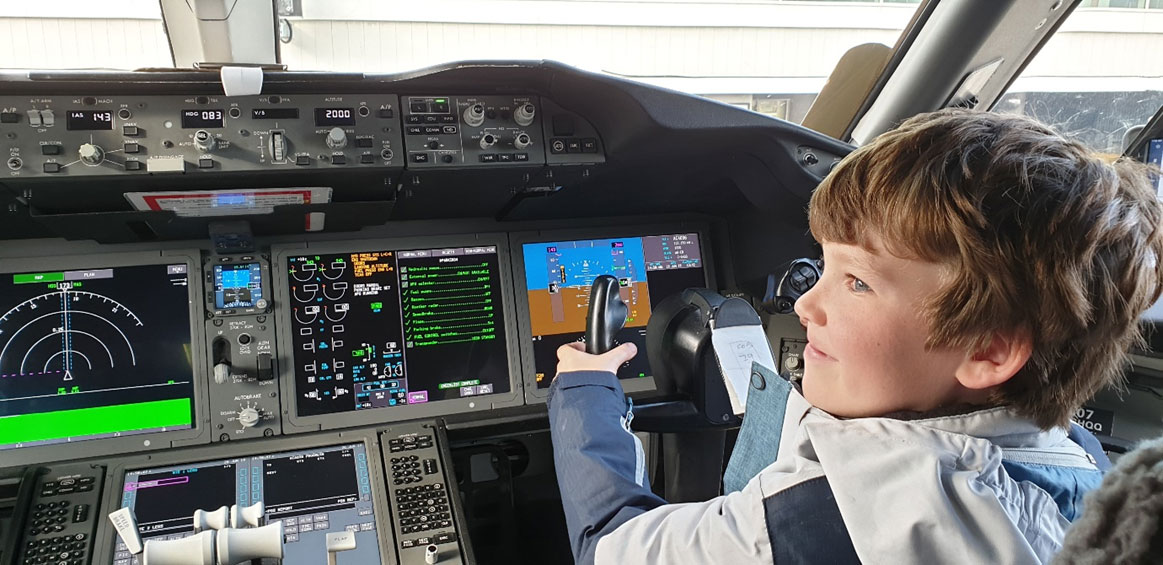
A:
[585, 275, 628, 355]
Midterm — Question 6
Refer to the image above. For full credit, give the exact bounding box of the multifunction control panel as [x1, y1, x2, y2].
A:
[16, 463, 104, 565]
[0, 94, 403, 176]
[381, 422, 467, 565]
[402, 95, 545, 168]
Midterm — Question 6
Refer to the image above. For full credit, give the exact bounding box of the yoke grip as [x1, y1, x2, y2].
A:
[585, 274, 628, 355]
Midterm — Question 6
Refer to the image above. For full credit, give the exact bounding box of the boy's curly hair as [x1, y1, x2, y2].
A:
[808, 109, 1163, 429]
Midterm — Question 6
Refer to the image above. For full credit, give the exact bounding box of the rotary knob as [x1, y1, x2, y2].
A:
[325, 127, 348, 150]
[78, 143, 104, 166]
[238, 407, 260, 428]
[513, 103, 536, 126]
[194, 130, 216, 152]
[463, 103, 485, 127]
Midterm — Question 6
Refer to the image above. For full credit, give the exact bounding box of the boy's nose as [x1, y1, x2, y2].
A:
[793, 284, 822, 326]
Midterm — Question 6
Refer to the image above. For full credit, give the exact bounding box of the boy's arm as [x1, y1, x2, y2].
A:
[547, 369, 666, 564]
[549, 371, 783, 563]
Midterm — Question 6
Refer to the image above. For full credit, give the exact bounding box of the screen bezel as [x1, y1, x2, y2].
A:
[509, 222, 716, 403]
[272, 235, 524, 433]
[0, 249, 209, 467]
[96, 431, 392, 563]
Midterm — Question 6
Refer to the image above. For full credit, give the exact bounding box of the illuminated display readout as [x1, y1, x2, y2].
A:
[286, 246, 510, 417]
[522, 233, 705, 388]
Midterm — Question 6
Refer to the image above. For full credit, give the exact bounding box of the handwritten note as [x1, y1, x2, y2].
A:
[710, 325, 778, 415]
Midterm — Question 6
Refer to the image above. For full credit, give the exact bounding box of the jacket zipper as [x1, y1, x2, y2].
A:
[1000, 447, 1097, 469]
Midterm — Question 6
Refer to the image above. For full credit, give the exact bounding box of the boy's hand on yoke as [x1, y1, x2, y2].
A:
[555, 342, 638, 378]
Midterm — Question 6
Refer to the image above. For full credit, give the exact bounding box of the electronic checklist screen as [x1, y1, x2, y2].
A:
[284, 245, 511, 418]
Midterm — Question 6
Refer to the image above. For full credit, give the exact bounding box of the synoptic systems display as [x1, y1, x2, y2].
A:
[286, 246, 510, 417]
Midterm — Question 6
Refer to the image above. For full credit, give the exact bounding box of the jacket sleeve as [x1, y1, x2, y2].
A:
[547, 370, 667, 565]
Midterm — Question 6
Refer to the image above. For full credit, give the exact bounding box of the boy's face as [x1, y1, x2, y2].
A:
[794, 238, 971, 418]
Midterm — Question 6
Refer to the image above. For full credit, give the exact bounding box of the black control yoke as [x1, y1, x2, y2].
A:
[585, 275, 629, 355]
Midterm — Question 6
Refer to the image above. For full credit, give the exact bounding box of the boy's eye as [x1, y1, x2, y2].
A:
[847, 276, 871, 293]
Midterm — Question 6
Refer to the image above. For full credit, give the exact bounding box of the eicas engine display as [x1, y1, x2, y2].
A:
[285, 246, 510, 417]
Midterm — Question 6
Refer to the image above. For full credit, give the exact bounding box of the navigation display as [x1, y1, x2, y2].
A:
[0, 262, 195, 450]
[285, 246, 510, 417]
[214, 263, 263, 309]
[118, 443, 381, 565]
[522, 233, 706, 388]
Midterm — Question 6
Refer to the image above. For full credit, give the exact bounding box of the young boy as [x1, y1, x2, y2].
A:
[547, 109, 1163, 564]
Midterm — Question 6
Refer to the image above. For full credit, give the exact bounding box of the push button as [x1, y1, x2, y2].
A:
[0, 112, 18, 123]
[331, 155, 346, 165]
[378, 108, 394, 119]
[296, 155, 311, 166]
[40, 145, 61, 155]
[360, 154, 375, 164]
[198, 158, 214, 169]
[42, 163, 61, 173]
[123, 143, 140, 154]
[355, 138, 373, 148]
[410, 153, 429, 163]
[125, 161, 142, 171]
[123, 125, 140, 136]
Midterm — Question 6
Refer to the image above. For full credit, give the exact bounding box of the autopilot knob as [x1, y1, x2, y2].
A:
[238, 407, 260, 428]
[513, 103, 536, 126]
[269, 131, 287, 162]
[194, 130, 216, 152]
[325, 127, 348, 149]
[463, 103, 485, 127]
[78, 143, 104, 166]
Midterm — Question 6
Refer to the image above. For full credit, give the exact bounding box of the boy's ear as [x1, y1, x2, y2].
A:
[955, 330, 1033, 390]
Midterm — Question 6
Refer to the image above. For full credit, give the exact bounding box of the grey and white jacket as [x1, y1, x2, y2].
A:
[548, 370, 1106, 564]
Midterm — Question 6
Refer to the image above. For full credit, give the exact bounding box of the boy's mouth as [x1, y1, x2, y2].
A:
[804, 342, 834, 361]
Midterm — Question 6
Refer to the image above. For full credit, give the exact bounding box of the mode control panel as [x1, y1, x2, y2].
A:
[16, 463, 104, 565]
[0, 94, 403, 177]
[402, 95, 546, 168]
[204, 254, 280, 440]
[381, 423, 467, 565]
